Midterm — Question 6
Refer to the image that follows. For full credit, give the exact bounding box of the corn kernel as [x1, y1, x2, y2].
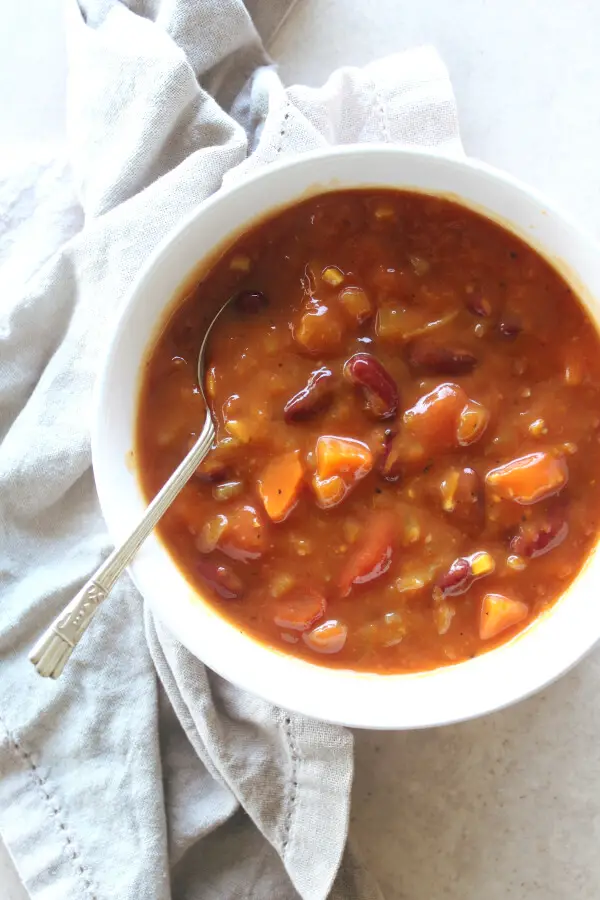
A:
[321, 266, 344, 286]
[205, 366, 217, 399]
[229, 254, 251, 272]
[528, 418, 548, 437]
[225, 420, 252, 443]
[440, 469, 460, 512]
[289, 534, 313, 556]
[561, 441, 578, 456]
[269, 572, 296, 598]
[470, 550, 495, 577]
[507, 554, 527, 572]
[342, 519, 361, 543]
[404, 518, 421, 545]
[374, 205, 395, 220]
[409, 255, 430, 276]
[212, 480, 244, 502]
[394, 574, 427, 594]
[197, 514, 228, 553]
[564, 360, 584, 386]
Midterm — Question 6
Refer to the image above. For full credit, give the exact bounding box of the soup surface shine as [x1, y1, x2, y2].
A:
[137, 190, 600, 673]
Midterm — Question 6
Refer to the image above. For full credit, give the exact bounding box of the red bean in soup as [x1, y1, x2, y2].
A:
[136, 190, 600, 673]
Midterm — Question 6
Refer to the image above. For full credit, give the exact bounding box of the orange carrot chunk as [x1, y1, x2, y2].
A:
[274, 588, 326, 632]
[258, 451, 305, 523]
[312, 473, 348, 509]
[486, 451, 568, 505]
[404, 382, 468, 449]
[303, 619, 348, 654]
[480, 593, 528, 641]
[316, 435, 373, 481]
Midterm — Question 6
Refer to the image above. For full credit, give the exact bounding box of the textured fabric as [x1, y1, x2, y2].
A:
[0, 2, 462, 898]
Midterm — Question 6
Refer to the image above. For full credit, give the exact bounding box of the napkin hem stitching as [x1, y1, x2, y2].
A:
[281, 714, 298, 857]
[0, 717, 98, 900]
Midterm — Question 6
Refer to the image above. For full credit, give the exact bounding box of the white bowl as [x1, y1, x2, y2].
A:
[93, 146, 600, 729]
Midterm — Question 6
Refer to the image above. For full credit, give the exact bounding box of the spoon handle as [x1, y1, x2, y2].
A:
[29, 415, 216, 678]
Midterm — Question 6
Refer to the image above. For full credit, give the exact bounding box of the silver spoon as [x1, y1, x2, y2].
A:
[29, 295, 235, 678]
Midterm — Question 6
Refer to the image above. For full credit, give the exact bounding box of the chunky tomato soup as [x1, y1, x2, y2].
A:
[136, 190, 600, 673]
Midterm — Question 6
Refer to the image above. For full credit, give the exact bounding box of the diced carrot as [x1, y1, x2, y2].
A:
[316, 435, 373, 481]
[312, 473, 348, 509]
[302, 619, 348, 654]
[480, 593, 528, 640]
[486, 451, 568, 505]
[339, 510, 396, 597]
[258, 450, 305, 523]
[273, 587, 326, 631]
[294, 303, 344, 355]
[219, 504, 266, 561]
[404, 383, 468, 448]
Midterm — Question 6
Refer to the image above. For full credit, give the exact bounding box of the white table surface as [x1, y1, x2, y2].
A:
[3, 1, 600, 898]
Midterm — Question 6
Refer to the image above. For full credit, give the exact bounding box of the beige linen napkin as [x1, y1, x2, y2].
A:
[0, 2, 462, 898]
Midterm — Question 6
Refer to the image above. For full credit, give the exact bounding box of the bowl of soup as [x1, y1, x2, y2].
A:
[93, 146, 600, 728]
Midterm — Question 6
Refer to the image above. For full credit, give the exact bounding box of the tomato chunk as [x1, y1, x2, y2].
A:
[403, 383, 467, 448]
[258, 450, 305, 523]
[480, 593, 528, 640]
[486, 452, 568, 505]
[303, 619, 348, 654]
[274, 587, 326, 631]
[339, 511, 395, 596]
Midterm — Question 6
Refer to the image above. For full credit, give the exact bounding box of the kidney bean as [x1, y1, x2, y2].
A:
[197, 559, 244, 600]
[510, 513, 568, 559]
[283, 367, 335, 422]
[343, 352, 399, 419]
[437, 549, 495, 597]
[407, 341, 478, 374]
[466, 293, 493, 317]
[195, 455, 231, 484]
[437, 557, 473, 596]
[234, 290, 268, 314]
[498, 314, 522, 338]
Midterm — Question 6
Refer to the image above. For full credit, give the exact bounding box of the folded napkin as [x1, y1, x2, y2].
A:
[0, 2, 462, 898]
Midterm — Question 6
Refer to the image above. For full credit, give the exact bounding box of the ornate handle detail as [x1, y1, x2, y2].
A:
[29, 412, 216, 678]
[29, 581, 108, 678]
